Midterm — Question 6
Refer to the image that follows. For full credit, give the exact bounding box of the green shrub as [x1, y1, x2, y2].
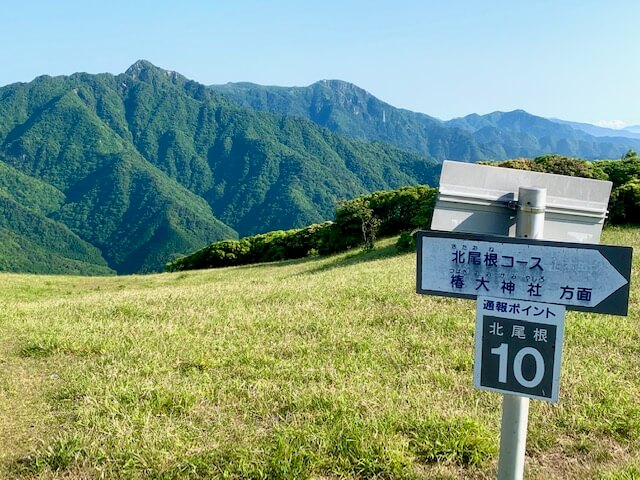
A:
[167, 222, 336, 271]
[395, 231, 416, 253]
[333, 185, 437, 252]
[608, 181, 640, 224]
[168, 184, 439, 271]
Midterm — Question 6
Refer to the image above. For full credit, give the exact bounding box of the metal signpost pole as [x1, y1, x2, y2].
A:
[497, 186, 546, 480]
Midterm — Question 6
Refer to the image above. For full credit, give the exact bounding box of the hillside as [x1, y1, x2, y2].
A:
[211, 81, 640, 161]
[1, 229, 639, 479]
[0, 159, 113, 274]
[0, 61, 438, 274]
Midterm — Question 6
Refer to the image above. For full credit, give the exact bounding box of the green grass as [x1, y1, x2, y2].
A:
[1, 228, 640, 479]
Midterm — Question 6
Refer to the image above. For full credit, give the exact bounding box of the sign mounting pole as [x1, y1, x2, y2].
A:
[498, 186, 546, 480]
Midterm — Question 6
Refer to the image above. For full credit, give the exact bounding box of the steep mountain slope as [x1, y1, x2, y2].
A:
[211, 81, 640, 161]
[0, 159, 113, 274]
[0, 61, 438, 273]
[0, 197, 114, 275]
[0, 79, 236, 274]
[118, 65, 439, 236]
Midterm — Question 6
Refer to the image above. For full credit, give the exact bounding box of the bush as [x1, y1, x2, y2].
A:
[335, 185, 437, 251]
[167, 222, 335, 271]
[168, 185, 439, 271]
[395, 231, 416, 253]
[608, 181, 640, 224]
[481, 155, 605, 179]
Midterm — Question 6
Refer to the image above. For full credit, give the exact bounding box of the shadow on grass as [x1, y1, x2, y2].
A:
[221, 242, 406, 276]
[303, 243, 402, 275]
[228, 254, 320, 271]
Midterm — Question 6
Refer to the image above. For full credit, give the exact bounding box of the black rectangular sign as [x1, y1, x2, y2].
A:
[473, 297, 565, 402]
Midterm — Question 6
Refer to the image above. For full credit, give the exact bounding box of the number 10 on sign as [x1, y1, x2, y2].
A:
[473, 296, 565, 403]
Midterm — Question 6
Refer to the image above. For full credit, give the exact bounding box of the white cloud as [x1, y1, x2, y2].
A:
[595, 120, 627, 130]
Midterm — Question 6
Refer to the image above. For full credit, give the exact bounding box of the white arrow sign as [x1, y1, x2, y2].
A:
[417, 231, 632, 315]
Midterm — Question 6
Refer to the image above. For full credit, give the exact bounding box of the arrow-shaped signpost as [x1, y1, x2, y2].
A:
[417, 230, 632, 315]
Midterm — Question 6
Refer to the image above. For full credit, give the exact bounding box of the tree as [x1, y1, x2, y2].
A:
[354, 199, 381, 251]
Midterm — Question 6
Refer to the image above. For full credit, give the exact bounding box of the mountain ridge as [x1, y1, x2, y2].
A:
[211, 80, 640, 161]
[548, 118, 640, 139]
[2, 60, 637, 274]
[0, 60, 438, 274]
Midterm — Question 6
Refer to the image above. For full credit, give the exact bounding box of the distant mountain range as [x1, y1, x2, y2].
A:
[211, 80, 640, 161]
[549, 119, 640, 139]
[0, 61, 437, 274]
[1, 61, 637, 274]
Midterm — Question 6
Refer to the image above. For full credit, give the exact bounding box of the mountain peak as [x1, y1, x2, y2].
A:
[312, 79, 364, 93]
[124, 60, 186, 84]
[125, 59, 159, 77]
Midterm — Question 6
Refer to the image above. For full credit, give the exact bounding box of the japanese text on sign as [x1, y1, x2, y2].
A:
[474, 296, 565, 402]
[449, 243, 592, 302]
[419, 234, 628, 310]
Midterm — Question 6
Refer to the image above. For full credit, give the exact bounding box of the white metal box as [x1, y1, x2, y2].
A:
[431, 161, 613, 244]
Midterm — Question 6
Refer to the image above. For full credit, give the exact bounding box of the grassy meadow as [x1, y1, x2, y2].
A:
[1, 227, 640, 479]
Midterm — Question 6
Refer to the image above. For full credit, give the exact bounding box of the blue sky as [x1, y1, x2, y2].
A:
[2, 0, 638, 126]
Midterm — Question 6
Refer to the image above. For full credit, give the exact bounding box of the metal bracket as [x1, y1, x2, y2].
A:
[519, 205, 546, 214]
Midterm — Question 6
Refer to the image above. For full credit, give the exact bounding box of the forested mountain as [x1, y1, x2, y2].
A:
[5, 60, 636, 275]
[210, 80, 490, 161]
[446, 110, 640, 159]
[211, 81, 640, 161]
[0, 61, 438, 274]
[0, 158, 113, 275]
